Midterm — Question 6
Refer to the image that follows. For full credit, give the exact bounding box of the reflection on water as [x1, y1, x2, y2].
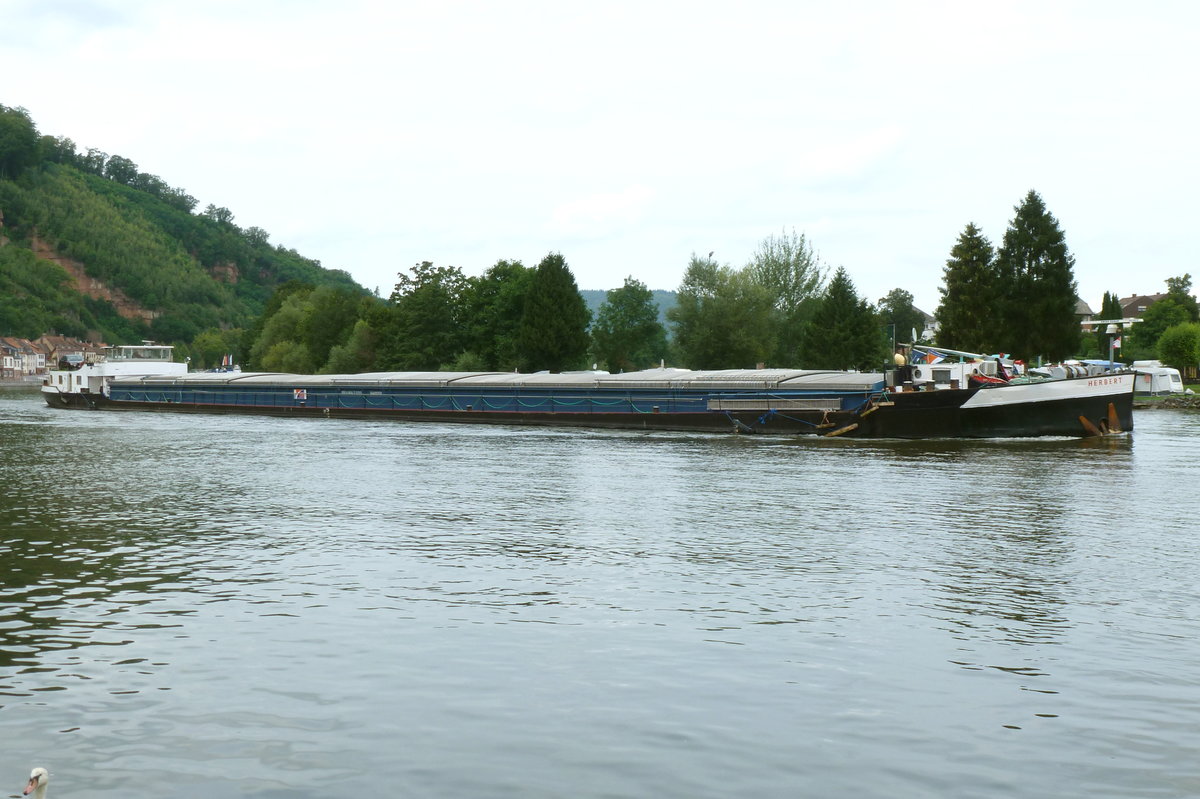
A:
[1, 386, 1199, 798]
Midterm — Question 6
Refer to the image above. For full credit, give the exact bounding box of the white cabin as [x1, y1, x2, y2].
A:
[42, 343, 188, 397]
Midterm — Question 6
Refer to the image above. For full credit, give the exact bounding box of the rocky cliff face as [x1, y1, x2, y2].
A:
[210, 261, 239, 283]
[30, 235, 159, 323]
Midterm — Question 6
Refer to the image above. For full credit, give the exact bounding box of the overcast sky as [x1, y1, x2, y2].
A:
[4, 0, 1197, 313]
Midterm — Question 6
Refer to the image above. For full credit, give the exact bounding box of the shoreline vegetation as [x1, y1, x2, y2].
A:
[1137, 392, 1200, 409]
[3, 104, 1198, 377]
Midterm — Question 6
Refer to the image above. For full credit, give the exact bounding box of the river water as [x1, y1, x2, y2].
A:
[1, 386, 1198, 798]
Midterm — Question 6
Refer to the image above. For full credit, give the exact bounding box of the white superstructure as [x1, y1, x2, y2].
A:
[42, 342, 187, 400]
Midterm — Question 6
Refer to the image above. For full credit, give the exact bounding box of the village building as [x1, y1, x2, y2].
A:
[1076, 298, 1095, 327]
[0, 337, 48, 379]
[35, 335, 106, 369]
[1120, 293, 1167, 318]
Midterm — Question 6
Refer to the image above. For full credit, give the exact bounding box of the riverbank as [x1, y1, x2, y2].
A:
[1136, 393, 1200, 409]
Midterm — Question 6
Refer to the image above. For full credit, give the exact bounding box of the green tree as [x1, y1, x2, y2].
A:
[461, 260, 534, 370]
[299, 285, 364, 369]
[993, 191, 1079, 361]
[323, 318, 379, 374]
[190, 327, 244, 369]
[1157, 322, 1200, 371]
[0, 104, 365, 346]
[1098, 290, 1123, 323]
[80, 148, 107, 175]
[935, 223, 995, 352]
[1131, 296, 1192, 354]
[798, 266, 888, 370]
[103, 155, 139, 185]
[260, 339, 315, 373]
[250, 293, 317, 372]
[1125, 276, 1197, 358]
[0, 105, 39, 180]
[150, 312, 201, 344]
[377, 261, 468, 370]
[746, 228, 826, 363]
[1165, 274, 1200, 320]
[243, 281, 315, 367]
[38, 135, 78, 165]
[1085, 290, 1125, 358]
[201, 204, 236, 226]
[668, 254, 774, 369]
[516, 252, 591, 372]
[590, 276, 668, 372]
[877, 288, 927, 349]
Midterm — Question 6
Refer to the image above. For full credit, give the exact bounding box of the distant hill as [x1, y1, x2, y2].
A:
[580, 288, 678, 331]
[0, 104, 364, 345]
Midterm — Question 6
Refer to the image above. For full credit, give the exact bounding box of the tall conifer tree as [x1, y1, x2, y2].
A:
[1098, 291, 1123, 322]
[516, 252, 591, 372]
[797, 267, 886, 370]
[935, 223, 995, 352]
[1090, 290, 1124, 357]
[993, 191, 1079, 361]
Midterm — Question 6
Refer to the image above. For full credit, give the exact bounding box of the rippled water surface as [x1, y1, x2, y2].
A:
[2, 386, 1199, 797]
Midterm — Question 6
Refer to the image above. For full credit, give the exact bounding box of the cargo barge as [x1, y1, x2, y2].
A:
[42, 345, 1134, 439]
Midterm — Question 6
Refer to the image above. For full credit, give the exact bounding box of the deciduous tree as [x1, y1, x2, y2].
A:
[0, 105, 39, 180]
[201, 204, 236, 226]
[1164, 273, 1199, 321]
[300, 286, 365, 368]
[377, 261, 468, 370]
[746, 228, 826, 363]
[877, 288, 927, 349]
[1128, 275, 1199, 355]
[191, 327, 244, 369]
[668, 254, 774, 369]
[103, 155, 139, 185]
[323, 319, 379, 374]
[461, 259, 534, 370]
[590, 276, 668, 372]
[250, 292, 316, 373]
[1157, 322, 1200, 371]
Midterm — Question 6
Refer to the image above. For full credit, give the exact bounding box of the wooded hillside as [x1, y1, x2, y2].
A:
[0, 104, 363, 347]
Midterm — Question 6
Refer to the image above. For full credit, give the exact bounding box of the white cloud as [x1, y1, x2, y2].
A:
[549, 186, 656, 237]
[4, 0, 1199, 312]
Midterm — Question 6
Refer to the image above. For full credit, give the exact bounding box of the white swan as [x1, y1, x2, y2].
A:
[23, 767, 48, 798]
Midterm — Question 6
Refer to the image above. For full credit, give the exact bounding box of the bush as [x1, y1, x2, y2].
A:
[1157, 322, 1200, 371]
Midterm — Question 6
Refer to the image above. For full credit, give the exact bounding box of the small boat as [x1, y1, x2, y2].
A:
[41, 344, 1134, 439]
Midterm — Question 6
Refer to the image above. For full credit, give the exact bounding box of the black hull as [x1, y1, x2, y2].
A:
[851, 386, 1134, 438]
[42, 390, 105, 411]
[43, 379, 1135, 439]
